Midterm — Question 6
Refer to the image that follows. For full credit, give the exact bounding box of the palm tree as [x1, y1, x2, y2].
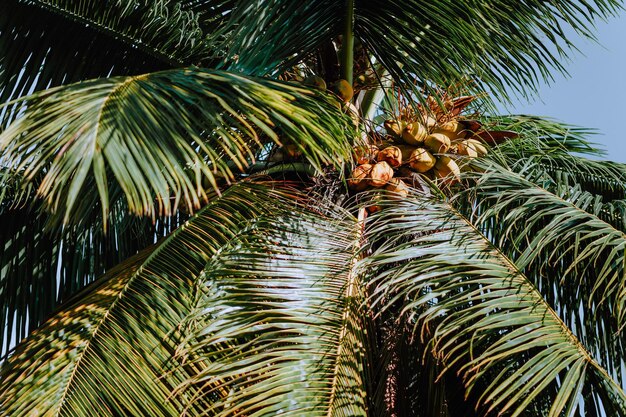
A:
[1, 0, 626, 415]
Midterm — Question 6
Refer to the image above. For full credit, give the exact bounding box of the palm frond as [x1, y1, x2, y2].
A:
[483, 115, 626, 202]
[481, 115, 605, 157]
[458, 167, 626, 381]
[356, 0, 620, 103]
[362, 191, 626, 417]
[0, 69, 354, 227]
[0, 171, 188, 358]
[0, 1, 168, 133]
[207, 0, 343, 76]
[0, 182, 297, 417]
[172, 204, 368, 416]
[11, 0, 209, 65]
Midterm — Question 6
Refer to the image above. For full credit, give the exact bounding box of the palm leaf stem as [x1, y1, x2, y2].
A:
[341, 0, 355, 85]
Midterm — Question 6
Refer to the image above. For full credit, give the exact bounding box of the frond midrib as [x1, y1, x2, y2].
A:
[447, 196, 626, 402]
[19, 0, 188, 66]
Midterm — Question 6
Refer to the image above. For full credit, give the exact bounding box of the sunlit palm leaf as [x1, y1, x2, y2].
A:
[483, 116, 626, 199]
[0, 182, 298, 416]
[210, 0, 342, 76]
[363, 191, 626, 417]
[0, 69, 354, 227]
[0, 1, 168, 132]
[0, 172, 187, 358]
[459, 167, 626, 381]
[173, 204, 368, 416]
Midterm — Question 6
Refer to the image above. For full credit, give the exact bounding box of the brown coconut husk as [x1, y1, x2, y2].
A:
[353, 145, 379, 164]
[377, 146, 402, 167]
[369, 161, 394, 187]
[348, 163, 373, 191]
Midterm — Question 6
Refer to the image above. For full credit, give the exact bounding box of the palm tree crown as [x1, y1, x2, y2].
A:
[1, 1, 626, 416]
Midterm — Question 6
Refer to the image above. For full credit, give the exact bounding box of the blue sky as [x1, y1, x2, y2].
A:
[499, 12, 626, 162]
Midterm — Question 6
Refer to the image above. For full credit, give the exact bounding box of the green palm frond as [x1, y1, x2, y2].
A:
[0, 182, 299, 417]
[481, 115, 604, 157]
[173, 201, 368, 416]
[459, 167, 626, 378]
[189, 0, 620, 103]
[210, 0, 343, 76]
[483, 115, 626, 201]
[11, 0, 209, 65]
[0, 173, 188, 358]
[362, 192, 626, 417]
[0, 1, 169, 133]
[355, 0, 620, 103]
[0, 68, 354, 227]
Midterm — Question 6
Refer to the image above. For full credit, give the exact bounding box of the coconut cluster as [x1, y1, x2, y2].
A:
[348, 113, 491, 210]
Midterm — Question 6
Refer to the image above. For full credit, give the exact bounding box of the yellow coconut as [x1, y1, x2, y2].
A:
[424, 115, 438, 130]
[369, 161, 394, 187]
[353, 144, 379, 164]
[424, 133, 451, 154]
[439, 120, 461, 133]
[456, 140, 478, 158]
[395, 144, 419, 162]
[384, 119, 405, 138]
[465, 139, 489, 156]
[434, 120, 466, 141]
[303, 75, 327, 91]
[408, 148, 437, 173]
[377, 146, 402, 168]
[331, 79, 354, 102]
[401, 122, 428, 145]
[348, 163, 373, 191]
[434, 156, 461, 182]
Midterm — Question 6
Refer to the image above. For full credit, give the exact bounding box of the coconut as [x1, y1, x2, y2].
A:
[395, 144, 419, 162]
[377, 146, 402, 168]
[439, 120, 461, 133]
[366, 202, 382, 214]
[348, 163, 373, 191]
[331, 79, 354, 102]
[424, 115, 438, 130]
[424, 133, 451, 154]
[303, 75, 327, 91]
[434, 120, 466, 141]
[408, 148, 436, 172]
[456, 140, 478, 158]
[384, 119, 404, 138]
[465, 139, 488, 156]
[353, 144, 379, 164]
[384, 178, 409, 199]
[401, 122, 428, 145]
[434, 156, 461, 183]
[369, 161, 394, 187]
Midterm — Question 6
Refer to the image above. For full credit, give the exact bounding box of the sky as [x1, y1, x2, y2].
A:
[498, 12, 626, 163]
